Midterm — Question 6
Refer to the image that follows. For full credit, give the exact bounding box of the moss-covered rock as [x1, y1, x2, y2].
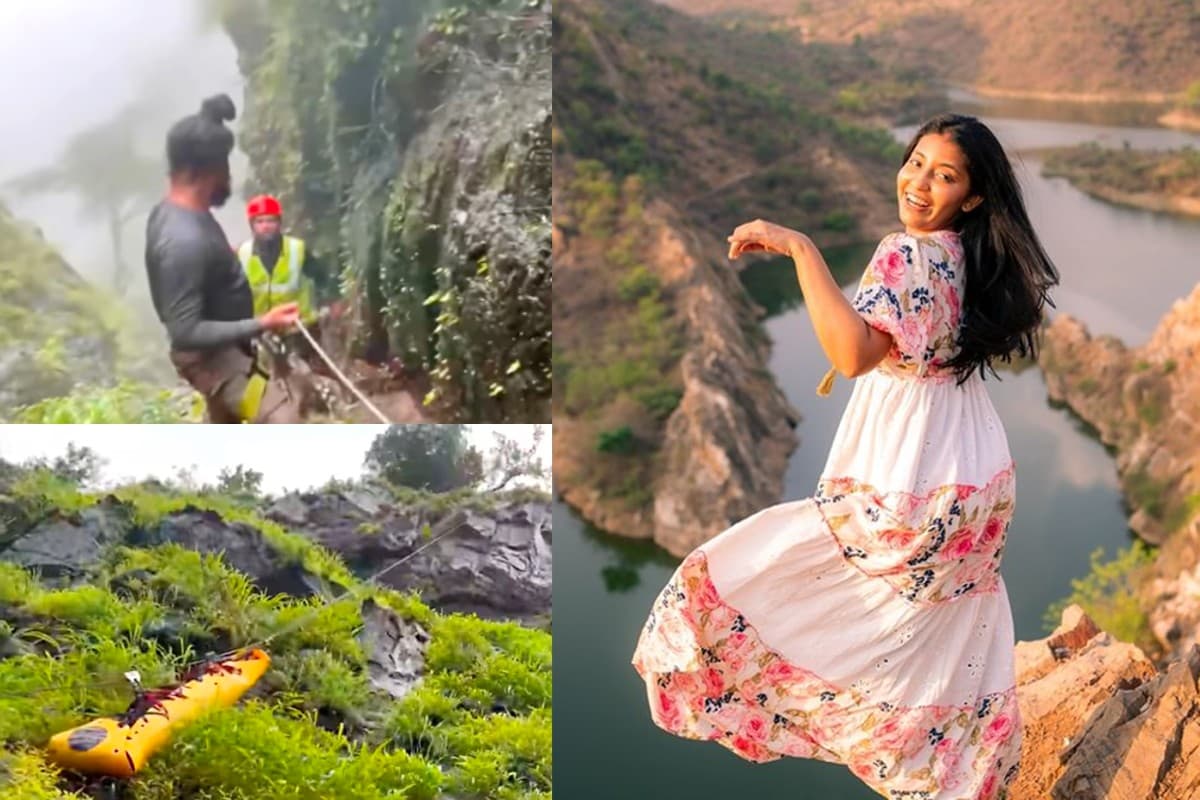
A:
[223, 0, 551, 422]
[0, 464, 552, 799]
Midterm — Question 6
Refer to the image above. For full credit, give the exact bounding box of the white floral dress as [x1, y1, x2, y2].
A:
[632, 229, 1021, 800]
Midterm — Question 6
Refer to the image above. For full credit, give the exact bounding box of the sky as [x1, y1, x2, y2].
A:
[0, 425, 550, 495]
[0, 0, 250, 304]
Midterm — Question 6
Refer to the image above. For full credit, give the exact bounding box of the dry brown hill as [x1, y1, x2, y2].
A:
[655, 0, 1200, 99]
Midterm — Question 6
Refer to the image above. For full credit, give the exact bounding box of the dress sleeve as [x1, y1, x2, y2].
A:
[850, 233, 933, 363]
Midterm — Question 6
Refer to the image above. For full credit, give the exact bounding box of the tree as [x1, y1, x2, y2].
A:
[49, 443, 105, 486]
[215, 465, 264, 499]
[364, 425, 483, 492]
[3, 103, 163, 294]
[479, 425, 546, 490]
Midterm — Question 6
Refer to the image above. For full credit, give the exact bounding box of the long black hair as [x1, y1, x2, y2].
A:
[903, 113, 1059, 383]
[166, 94, 236, 175]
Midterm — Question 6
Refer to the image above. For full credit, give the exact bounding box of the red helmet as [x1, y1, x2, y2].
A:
[246, 194, 282, 219]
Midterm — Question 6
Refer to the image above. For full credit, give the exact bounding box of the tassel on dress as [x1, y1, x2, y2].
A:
[816, 365, 837, 396]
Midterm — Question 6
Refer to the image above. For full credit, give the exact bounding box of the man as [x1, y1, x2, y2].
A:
[144, 94, 308, 423]
[237, 194, 337, 377]
[237, 194, 322, 327]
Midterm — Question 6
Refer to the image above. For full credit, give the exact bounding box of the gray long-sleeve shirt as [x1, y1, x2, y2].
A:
[144, 201, 263, 352]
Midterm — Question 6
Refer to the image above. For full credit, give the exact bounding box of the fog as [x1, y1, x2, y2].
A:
[0, 0, 251, 317]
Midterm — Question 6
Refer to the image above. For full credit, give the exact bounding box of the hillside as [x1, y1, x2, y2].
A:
[554, 0, 939, 553]
[655, 0, 1200, 100]
[0, 464, 551, 799]
[0, 203, 187, 422]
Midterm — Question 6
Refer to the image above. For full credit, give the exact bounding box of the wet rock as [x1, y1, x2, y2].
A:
[2, 499, 129, 580]
[358, 598, 428, 700]
[269, 492, 552, 620]
[131, 509, 327, 598]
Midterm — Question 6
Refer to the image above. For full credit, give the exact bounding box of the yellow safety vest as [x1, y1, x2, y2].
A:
[237, 235, 316, 324]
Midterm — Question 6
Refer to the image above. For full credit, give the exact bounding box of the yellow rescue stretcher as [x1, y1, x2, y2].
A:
[46, 649, 270, 778]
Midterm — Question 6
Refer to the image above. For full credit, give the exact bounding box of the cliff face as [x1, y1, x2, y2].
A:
[1039, 286, 1200, 657]
[553, 179, 799, 555]
[1014, 606, 1200, 800]
[223, 0, 551, 422]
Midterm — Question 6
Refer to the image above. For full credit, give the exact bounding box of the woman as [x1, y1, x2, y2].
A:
[631, 113, 1059, 799]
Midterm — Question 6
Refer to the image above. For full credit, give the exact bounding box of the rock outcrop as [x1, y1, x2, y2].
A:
[266, 488, 552, 622]
[1040, 286, 1200, 657]
[1014, 605, 1200, 800]
[553, 198, 800, 557]
[1, 484, 551, 622]
[358, 598, 429, 700]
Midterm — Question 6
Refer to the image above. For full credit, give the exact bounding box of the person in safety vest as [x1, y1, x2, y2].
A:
[237, 194, 338, 375]
[144, 94, 310, 423]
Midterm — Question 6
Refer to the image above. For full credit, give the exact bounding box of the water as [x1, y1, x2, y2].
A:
[555, 103, 1200, 798]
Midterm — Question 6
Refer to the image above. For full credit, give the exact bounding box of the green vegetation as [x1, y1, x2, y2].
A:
[1183, 80, 1200, 110]
[8, 381, 199, 424]
[554, 0, 917, 202]
[1043, 142, 1200, 211]
[1121, 466, 1197, 537]
[1044, 541, 1158, 654]
[225, 0, 550, 422]
[558, 162, 684, 424]
[0, 466, 551, 799]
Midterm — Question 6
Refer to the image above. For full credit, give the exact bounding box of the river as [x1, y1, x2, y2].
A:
[553, 101, 1200, 798]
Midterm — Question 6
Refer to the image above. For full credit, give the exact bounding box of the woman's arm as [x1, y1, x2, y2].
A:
[788, 235, 893, 378]
[728, 219, 892, 378]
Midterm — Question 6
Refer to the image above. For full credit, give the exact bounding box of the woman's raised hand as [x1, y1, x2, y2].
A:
[727, 219, 806, 261]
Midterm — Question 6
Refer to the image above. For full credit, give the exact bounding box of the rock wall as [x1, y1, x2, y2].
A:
[1039, 287, 1200, 658]
[223, 0, 551, 421]
[553, 196, 800, 557]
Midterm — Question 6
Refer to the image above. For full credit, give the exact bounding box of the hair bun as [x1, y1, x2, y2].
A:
[199, 94, 236, 124]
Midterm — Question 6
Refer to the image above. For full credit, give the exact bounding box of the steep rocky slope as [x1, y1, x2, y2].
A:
[1014, 606, 1200, 799]
[1040, 285, 1200, 659]
[223, 0, 551, 422]
[0, 204, 124, 415]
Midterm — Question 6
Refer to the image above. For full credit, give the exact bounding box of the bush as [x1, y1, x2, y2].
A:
[1043, 541, 1157, 653]
[821, 211, 856, 232]
[617, 266, 660, 301]
[596, 426, 637, 454]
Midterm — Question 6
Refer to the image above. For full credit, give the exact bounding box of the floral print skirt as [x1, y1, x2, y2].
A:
[632, 370, 1022, 800]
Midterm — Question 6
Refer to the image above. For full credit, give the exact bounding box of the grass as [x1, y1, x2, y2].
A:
[0, 469, 552, 799]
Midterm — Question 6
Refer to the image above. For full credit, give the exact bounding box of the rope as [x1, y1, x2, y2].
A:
[294, 318, 392, 424]
[0, 513, 471, 702]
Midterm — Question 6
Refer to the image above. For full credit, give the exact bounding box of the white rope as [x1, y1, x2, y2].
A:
[294, 318, 392, 424]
